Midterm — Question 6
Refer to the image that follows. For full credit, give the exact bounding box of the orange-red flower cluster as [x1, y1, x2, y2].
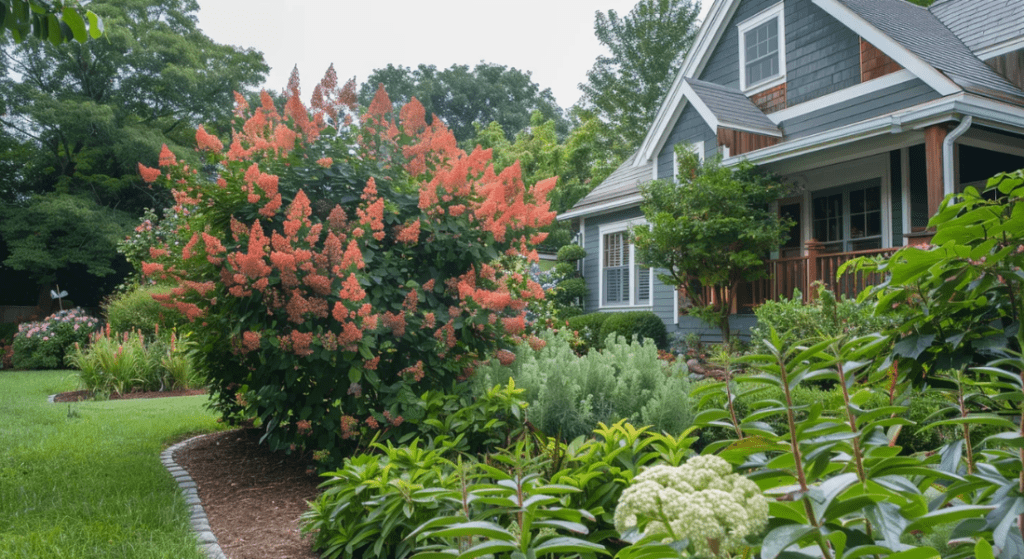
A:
[138, 163, 161, 183]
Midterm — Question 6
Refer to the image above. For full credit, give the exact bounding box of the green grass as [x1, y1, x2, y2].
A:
[0, 370, 226, 558]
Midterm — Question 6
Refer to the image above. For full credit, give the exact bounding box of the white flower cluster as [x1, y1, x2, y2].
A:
[614, 455, 768, 558]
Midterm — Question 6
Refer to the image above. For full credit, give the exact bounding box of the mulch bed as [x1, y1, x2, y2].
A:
[53, 389, 208, 402]
[54, 390, 324, 559]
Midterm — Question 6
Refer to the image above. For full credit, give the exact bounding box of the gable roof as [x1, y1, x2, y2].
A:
[636, 0, 1024, 167]
[930, 0, 1024, 58]
[683, 78, 782, 136]
[558, 153, 652, 220]
[827, 0, 1024, 104]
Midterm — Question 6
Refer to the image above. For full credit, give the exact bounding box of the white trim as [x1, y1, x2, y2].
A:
[558, 194, 645, 221]
[737, 2, 787, 94]
[579, 217, 586, 278]
[598, 220, 654, 310]
[978, 37, 1024, 60]
[636, 0, 742, 166]
[900, 147, 910, 244]
[768, 70, 915, 123]
[725, 93, 1024, 168]
[679, 80, 783, 136]
[811, 0, 960, 96]
[943, 116, 973, 196]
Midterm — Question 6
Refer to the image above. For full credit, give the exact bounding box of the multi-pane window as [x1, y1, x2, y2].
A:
[603, 232, 630, 304]
[744, 18, 779, 87]
[738, 3, 785, 92]
[602, 230, 652, 306]
[812, 184, 882, 253]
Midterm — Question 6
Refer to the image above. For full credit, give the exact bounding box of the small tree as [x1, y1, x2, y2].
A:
[632, 146, 789, 345]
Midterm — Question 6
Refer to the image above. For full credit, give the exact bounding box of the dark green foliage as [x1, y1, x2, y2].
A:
[599, 311, 668, 351]
[103, 285, 186, 338]
[750, 286, 895, 354]
[0, 323, 16, 345]
[566, 312, 613, 352]
[359, 62, 566, 143]
[1, 0, 102, 45]
[579, 0, 701, 158]
[633, 152, 789, 345]
[556, 244, 587, 262]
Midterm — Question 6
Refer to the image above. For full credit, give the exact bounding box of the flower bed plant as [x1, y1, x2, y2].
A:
[11, 308, 98, 370]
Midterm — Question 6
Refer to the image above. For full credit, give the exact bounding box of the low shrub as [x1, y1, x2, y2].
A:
[68, 328, 206, 395]
[598, 311, 668, 351]
[11, 308, 99, 370]
[566, 312, 612, 352]
[473, 329, 693, 441]
[749, 286, 894, 354]
[104, 284, 186, 338]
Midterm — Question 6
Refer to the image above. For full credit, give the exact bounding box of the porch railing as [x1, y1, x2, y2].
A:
[751, 243, 897, 307]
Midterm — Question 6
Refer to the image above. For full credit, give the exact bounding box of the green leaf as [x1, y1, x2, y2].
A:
[531, 536, 611, 556]
[761, 524, 815, 559]
[86, 10, 102, 38]
[885, 548, 940, 559]
[905, 505, 992, 533]
[976, 538, 996, 559]
[61, 5, 86, 42]
[457, 540, 518, 559]
[892, 334, 935, 360]
[807, 472, 859, 523]
[430, 521, 515, 540]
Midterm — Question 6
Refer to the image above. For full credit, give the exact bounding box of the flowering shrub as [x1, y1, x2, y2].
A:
[139, 68, 555, 466]
[11, 308, 99, 370]
[614, 455, 768, 557]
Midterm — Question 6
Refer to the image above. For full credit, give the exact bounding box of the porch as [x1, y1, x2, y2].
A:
[729, 242, 898, 311]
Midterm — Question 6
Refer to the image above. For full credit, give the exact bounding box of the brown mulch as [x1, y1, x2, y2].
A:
[55, 390, 324, 559]
[53, 388, 208, 402]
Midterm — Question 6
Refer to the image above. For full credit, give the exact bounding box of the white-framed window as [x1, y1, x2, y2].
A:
[599, 221, 653, 308]
[673, 142, 705, 182]
[738, 2, 786, 93]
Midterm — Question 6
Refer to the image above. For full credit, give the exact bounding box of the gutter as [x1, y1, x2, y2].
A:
[943, 116, 972, 196]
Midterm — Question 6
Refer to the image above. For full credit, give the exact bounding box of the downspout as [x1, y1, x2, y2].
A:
[943, 116, 972, 197]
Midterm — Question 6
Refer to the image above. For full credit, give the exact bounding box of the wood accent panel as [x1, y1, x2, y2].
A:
[924, 124, 948, 222]
[986, 49, 1024, 92]
[749, 83, 787, 113]
[717, 128, 781, 157]
[860, 38, 902, 81]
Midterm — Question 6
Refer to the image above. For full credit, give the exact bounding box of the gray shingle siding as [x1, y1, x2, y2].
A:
[785, 0, 861, 105]
[698, 0, 861, 107]
[779, 78, 940, 139]
[657, 104, 717, 179]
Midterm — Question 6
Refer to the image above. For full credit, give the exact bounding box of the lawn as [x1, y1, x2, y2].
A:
[0, 370, 224, 558]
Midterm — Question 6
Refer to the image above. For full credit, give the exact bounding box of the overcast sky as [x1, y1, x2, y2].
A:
[195, 0, 713, 110]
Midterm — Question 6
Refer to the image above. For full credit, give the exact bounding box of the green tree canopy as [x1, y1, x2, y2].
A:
[578, 0, 701, 161]
[359, 62, 567, 143]
[0, 0, 267, 298]
[1, 0, 102, 44]
[632, 147, 789, 344]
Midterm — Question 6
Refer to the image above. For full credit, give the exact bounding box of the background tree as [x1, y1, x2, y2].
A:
[631, 147, 789, 345]
[0, 0, 267, 305]
[359, 62, 567, 143]
[2, 0, 101, 44]
[577, 0, 701, 163]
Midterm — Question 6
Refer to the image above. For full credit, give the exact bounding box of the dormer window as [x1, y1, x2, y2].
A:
[738, 3, 786, 93]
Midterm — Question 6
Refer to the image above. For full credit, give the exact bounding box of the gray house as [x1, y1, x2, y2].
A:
[559, 0, 1024, 342]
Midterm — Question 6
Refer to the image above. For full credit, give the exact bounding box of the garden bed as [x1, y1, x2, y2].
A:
[53, 388, 207, 402]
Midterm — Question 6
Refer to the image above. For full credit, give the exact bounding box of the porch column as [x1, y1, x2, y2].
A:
[924, 124, 948, 223]
[804, 238, 822, 303]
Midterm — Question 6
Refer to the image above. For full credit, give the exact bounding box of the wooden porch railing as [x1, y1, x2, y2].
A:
[702, 242, 899, 312]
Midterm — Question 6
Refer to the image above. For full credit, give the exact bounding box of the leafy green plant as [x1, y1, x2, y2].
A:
[104, 284, 186, 338]
[473, 329, 694, 441]
[567, 313, 614, 353]
[749, 286, 894, 355]
[599, 312, 668, 351]
[11, 308, 98, 370]
[408, 439, 609, 559]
